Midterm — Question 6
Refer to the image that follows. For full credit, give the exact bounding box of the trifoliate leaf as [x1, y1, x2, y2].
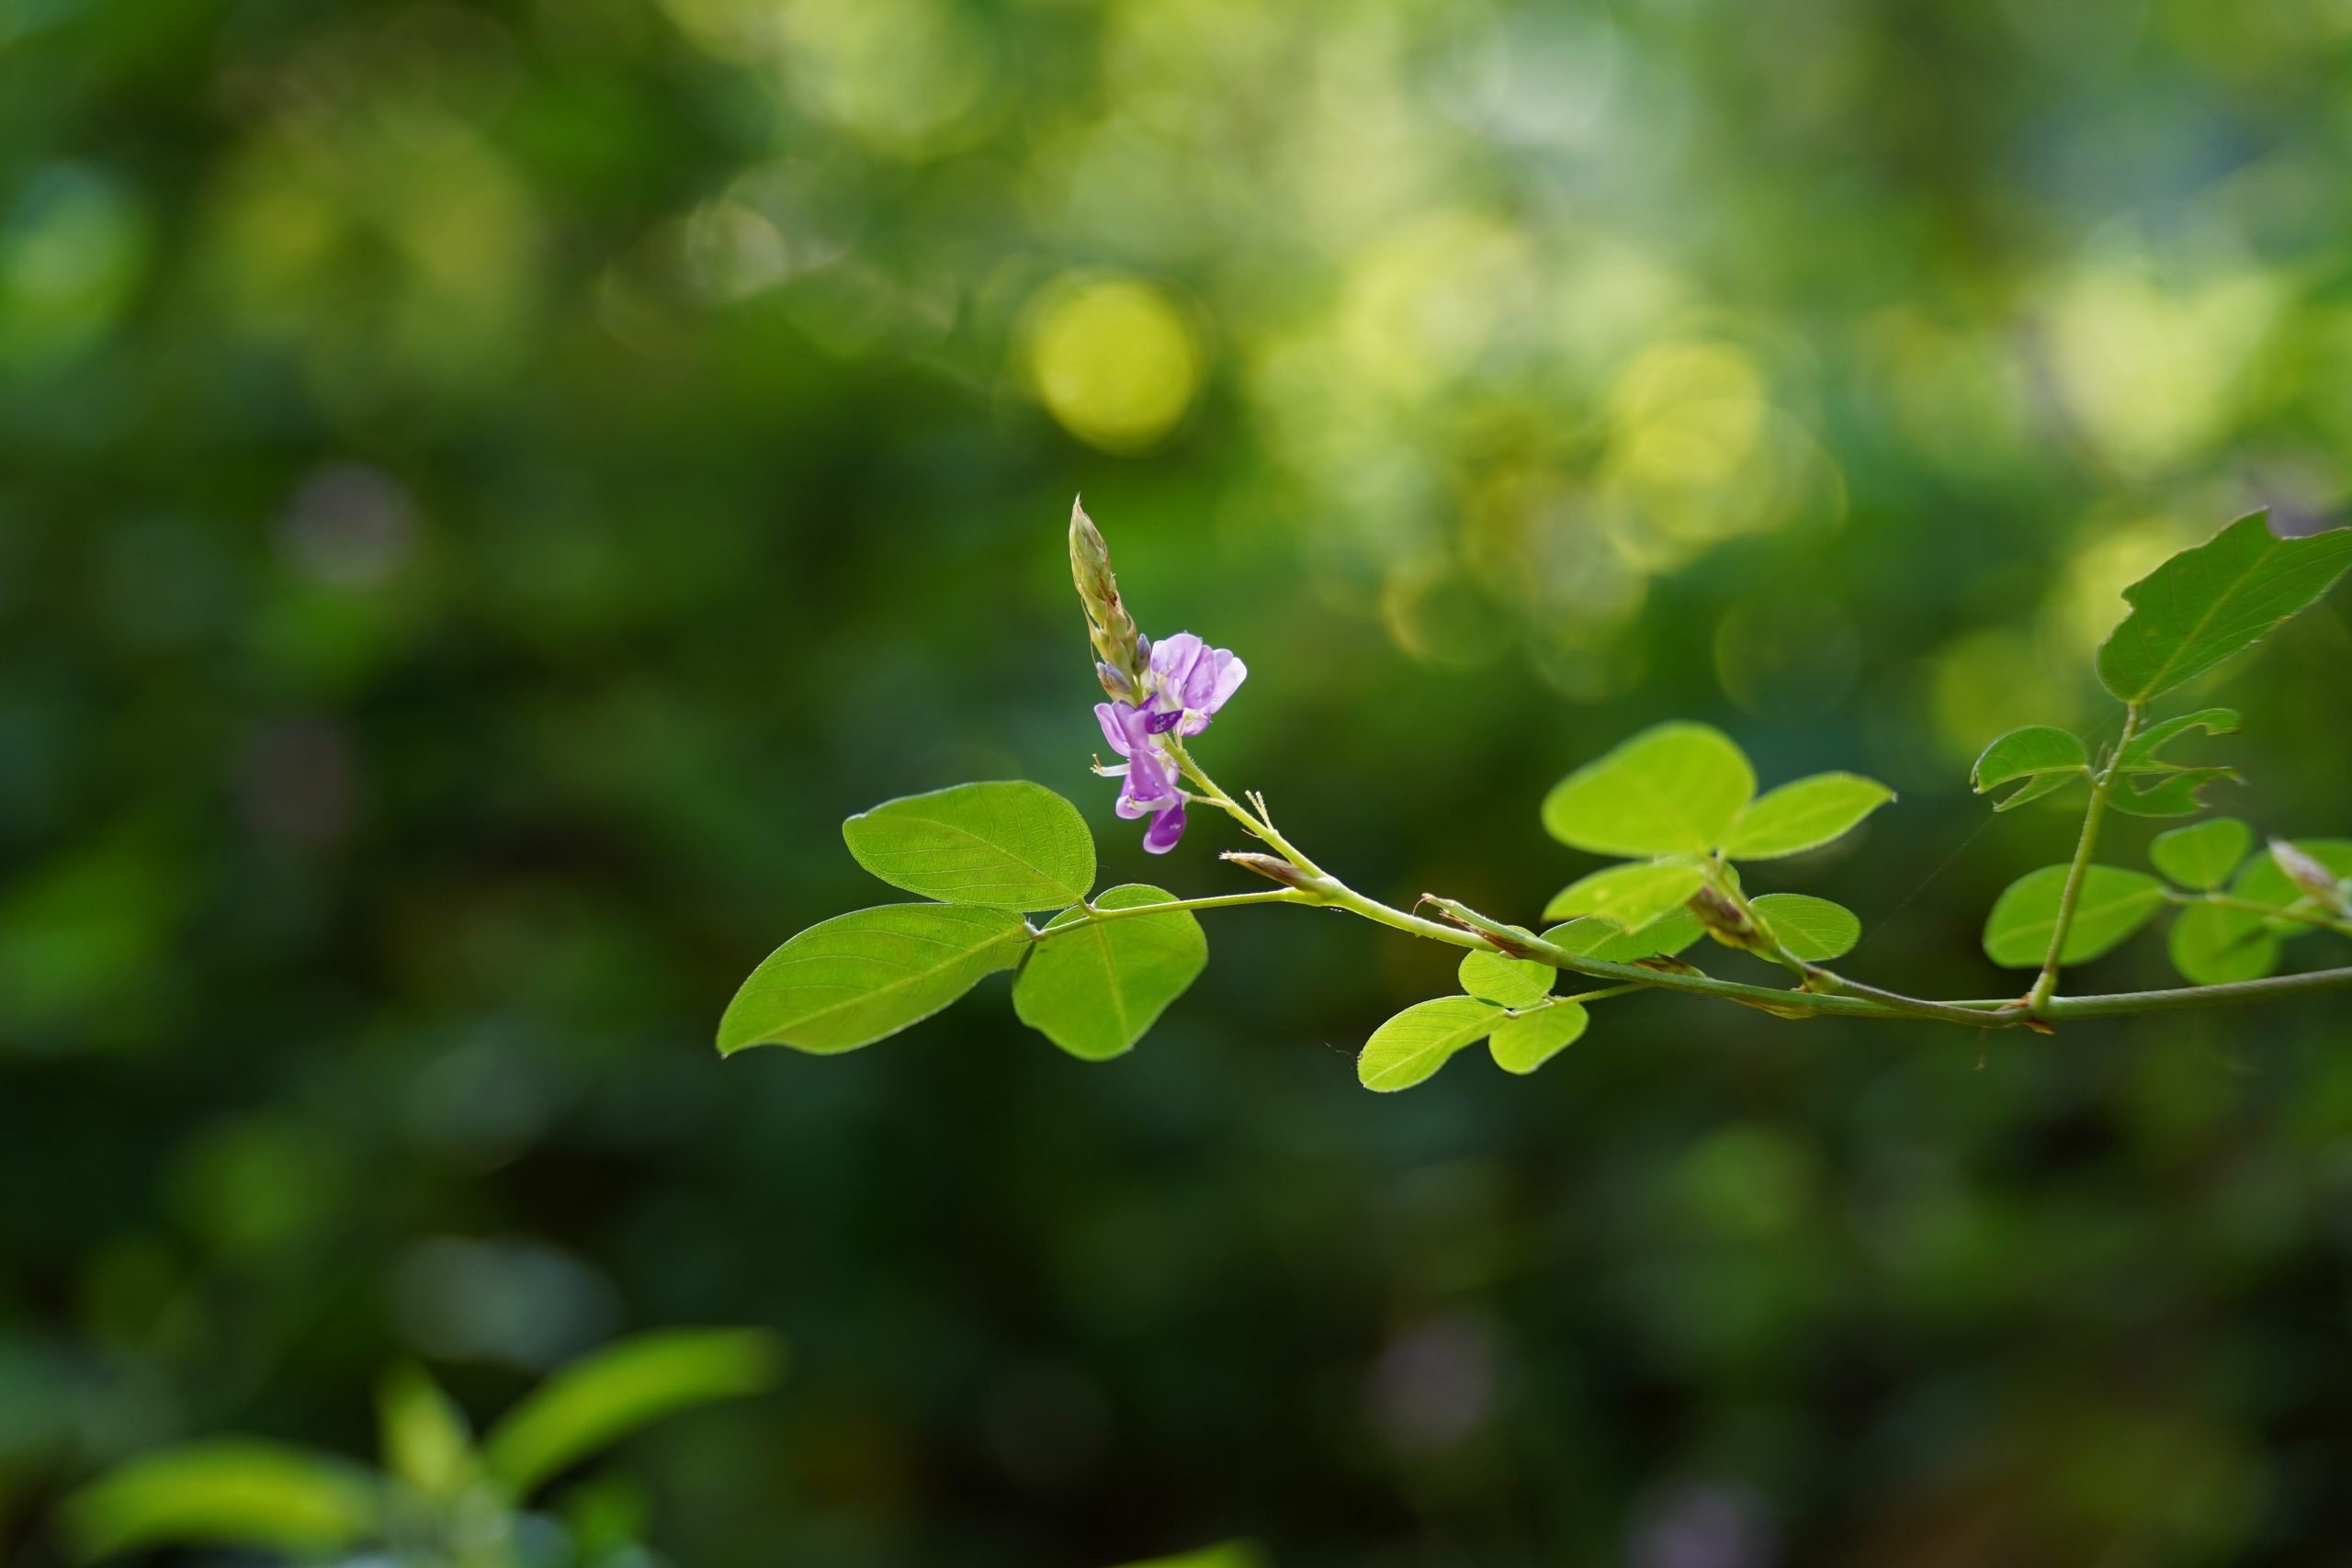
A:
[843, 781, 1094, 910]
[1541, 859, 1706, 931]
[718, 904, 1028, 1055]
[1982, 864, 2166, 968]
[1458, 942, 1553, 1009]
[1014, 886, 1209, 1060]
[1721, 773, 1893, 859]
[2095, 513, 2352, 703]
[1488, 1003, 1589, 1074]
[1540, 908, 1705, 964]
[2148, 818, 2251, 890]
[1357, 997, 1505, 1092]
[1541, 723, 1755, 857]
[1748, 893, 1861, 961]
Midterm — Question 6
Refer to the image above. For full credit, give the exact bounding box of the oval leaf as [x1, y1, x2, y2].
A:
[1459, 942, 1553, 1008]
[1748, 893, 1861, 961]
[1971, 727, 2089, 810]
[842, 781, 1094, 910]
[1982, 864, 2166, 969]
[1541, 723, 1755, 857]
[484, 1328, 785, 1500]
[1013, 885, 1208, 1060]
[1489, 1002, 1589, 1074]
[1722, 773, 1893, 859]
[2168, 901, 2279, 985]
[2096, 513, 2352, 702]
[2149, 818, 2251, 890]
[1541, 859, 1706, 931]
[718, 904, 1027, 1055]
[61, 1441, 380, 1561]
[1541, 909, 1704, 964]
[1357, 997, 1505, 1092]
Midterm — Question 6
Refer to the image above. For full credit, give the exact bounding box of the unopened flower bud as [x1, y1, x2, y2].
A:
[1689, 885, 1765, 951]
[2269, 839, 2352, 915]
[1222, 852, 1322, 894]
[1096, 660, 1136, 703]
[1069, 497, 1147, 692]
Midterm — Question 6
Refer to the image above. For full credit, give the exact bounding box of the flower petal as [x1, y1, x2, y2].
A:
[1094, 702, 1135, 758]
[1142, 799, 1186, 853]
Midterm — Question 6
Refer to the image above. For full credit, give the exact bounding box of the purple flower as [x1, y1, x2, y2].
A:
[1095, 699, 1188, 853]
[1143, 633, 1247, 737]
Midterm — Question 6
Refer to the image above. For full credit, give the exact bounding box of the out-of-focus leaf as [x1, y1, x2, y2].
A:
[1983, 864, 2165, 968]
[1488, 1002, 1589, 1074]
[2095, 513, 2352, 702]
[842, 781, 1095, 909]
[1971, 726, 2089, 811]
[1541, 723, 1754, 857]
[484, 1328, 785, 1500]
[2232, 839, 2352, 932]
[718, 904, 1027, 1055]
[1107, 1544, 1264, 1568]
[2266, 839, 2352, 913]
[1541, 909, 1705, 964]
[1458, 941, 1553, 1008]
[1722, 773, 1892, 858]
[2168, 901, 2279, 985]
[1749, 893, 1860, 961]
[1013, 885, 1206, 1060]
[1357, 997, 1504, 1092]
[62, 1440, 379, 1561]
[378, 1364, 477, 1501]
[2149, 818, 2251, 890]
[1542, 860, 1705, 931]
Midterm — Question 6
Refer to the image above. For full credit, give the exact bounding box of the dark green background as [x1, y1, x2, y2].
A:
[7, 0, 2352, 1562]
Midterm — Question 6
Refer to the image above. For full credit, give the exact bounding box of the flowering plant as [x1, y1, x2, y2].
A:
[719, 503, 2352, 1089]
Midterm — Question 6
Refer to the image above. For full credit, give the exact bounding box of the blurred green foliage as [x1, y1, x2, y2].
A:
[7, 0, 2352, 1563]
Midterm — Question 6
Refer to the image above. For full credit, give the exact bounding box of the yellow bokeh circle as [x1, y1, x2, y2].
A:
[1024, 274, 1204, 453]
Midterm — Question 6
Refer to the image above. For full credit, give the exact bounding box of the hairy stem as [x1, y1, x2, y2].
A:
[2028, 701, 2142, 1015]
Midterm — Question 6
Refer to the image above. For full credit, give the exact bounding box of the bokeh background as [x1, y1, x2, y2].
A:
[9, 0, 2352, 1562]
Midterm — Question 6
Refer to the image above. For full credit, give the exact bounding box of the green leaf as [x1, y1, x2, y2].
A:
[484, 1328, 785, 1500]
[1107, 1544, 1264, 1568]
[1357, 997, 1506, 1092]
[2168, 901, 2279, 985]
[842, 781, 1094, 910]
[1722, 773, 1894, 859]
[378, 1364, 478, 1501]
[1488, 1002, 1589, 1073]
[1748, 893, 1860, 961]
[1013, 886, 1208, 1060]
[2095, 512, 2352, 702]
[1458, 941, 1553, 1008]
[2115, 708, 2239, 772]
[1982, 864, 2166, 968]
[1541, 859, 1705, 931]
[2233, 839, 2352, 932]
[2107, 767, 2237, 818]
[1971, 727, 2090, 810]
[61, 1440, 380, 1561]
[1540, 722, 1755, 857]
[718, 904, 1028, 1055]
[2149, 818, 2251, 890]
[1541, 909, 1705, 964]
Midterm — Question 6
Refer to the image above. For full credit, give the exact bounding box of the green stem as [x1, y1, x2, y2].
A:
[2027, 701, 2142, 1015]
[1035, 889, 1310, 940]
[2167, 889, 2352, 941]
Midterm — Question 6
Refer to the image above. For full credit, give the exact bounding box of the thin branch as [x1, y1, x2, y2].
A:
[2029, 701, 2141, 1014]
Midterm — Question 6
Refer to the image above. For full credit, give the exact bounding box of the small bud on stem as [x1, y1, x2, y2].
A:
[2270, 838, 2352, 917]
[1069, 497, 1148, 699]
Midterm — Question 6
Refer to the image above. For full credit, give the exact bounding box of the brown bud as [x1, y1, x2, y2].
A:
[1222, 852, 1321, 893]
[1069, 497, 1147, 694]
[1688, 885, 1759, 947]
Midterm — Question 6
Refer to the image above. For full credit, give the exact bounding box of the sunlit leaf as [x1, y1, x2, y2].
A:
[2095, 512, 2352, 702]
[1722, 773, 1893, 858]
[1541, 859, 1705, 931]
[1457, 932, 1553, 1007]
[1541, 908, 1705, 964]
[1488, 1002, 1589, 1074]
[2168, 901, 2279, 985]
[842, 781, 1094, 910]
[1357, 997, 1505, 1092]
[62, 1441, 379, 1561]
[2232, 839, 2352, 933]
[1982, 864, 2166, 968]
[378, 1364, 478, 1501]
[1013, 885, 1207, 1060]
[1970, 727, 2089, 810]
[1748, 893, 1860, 961]
[2148, 818, 2251, 890]
[1540, 723, 1755, 857]
[484, 1328, 785, 1500]
[717, 904, 1027, 1055]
